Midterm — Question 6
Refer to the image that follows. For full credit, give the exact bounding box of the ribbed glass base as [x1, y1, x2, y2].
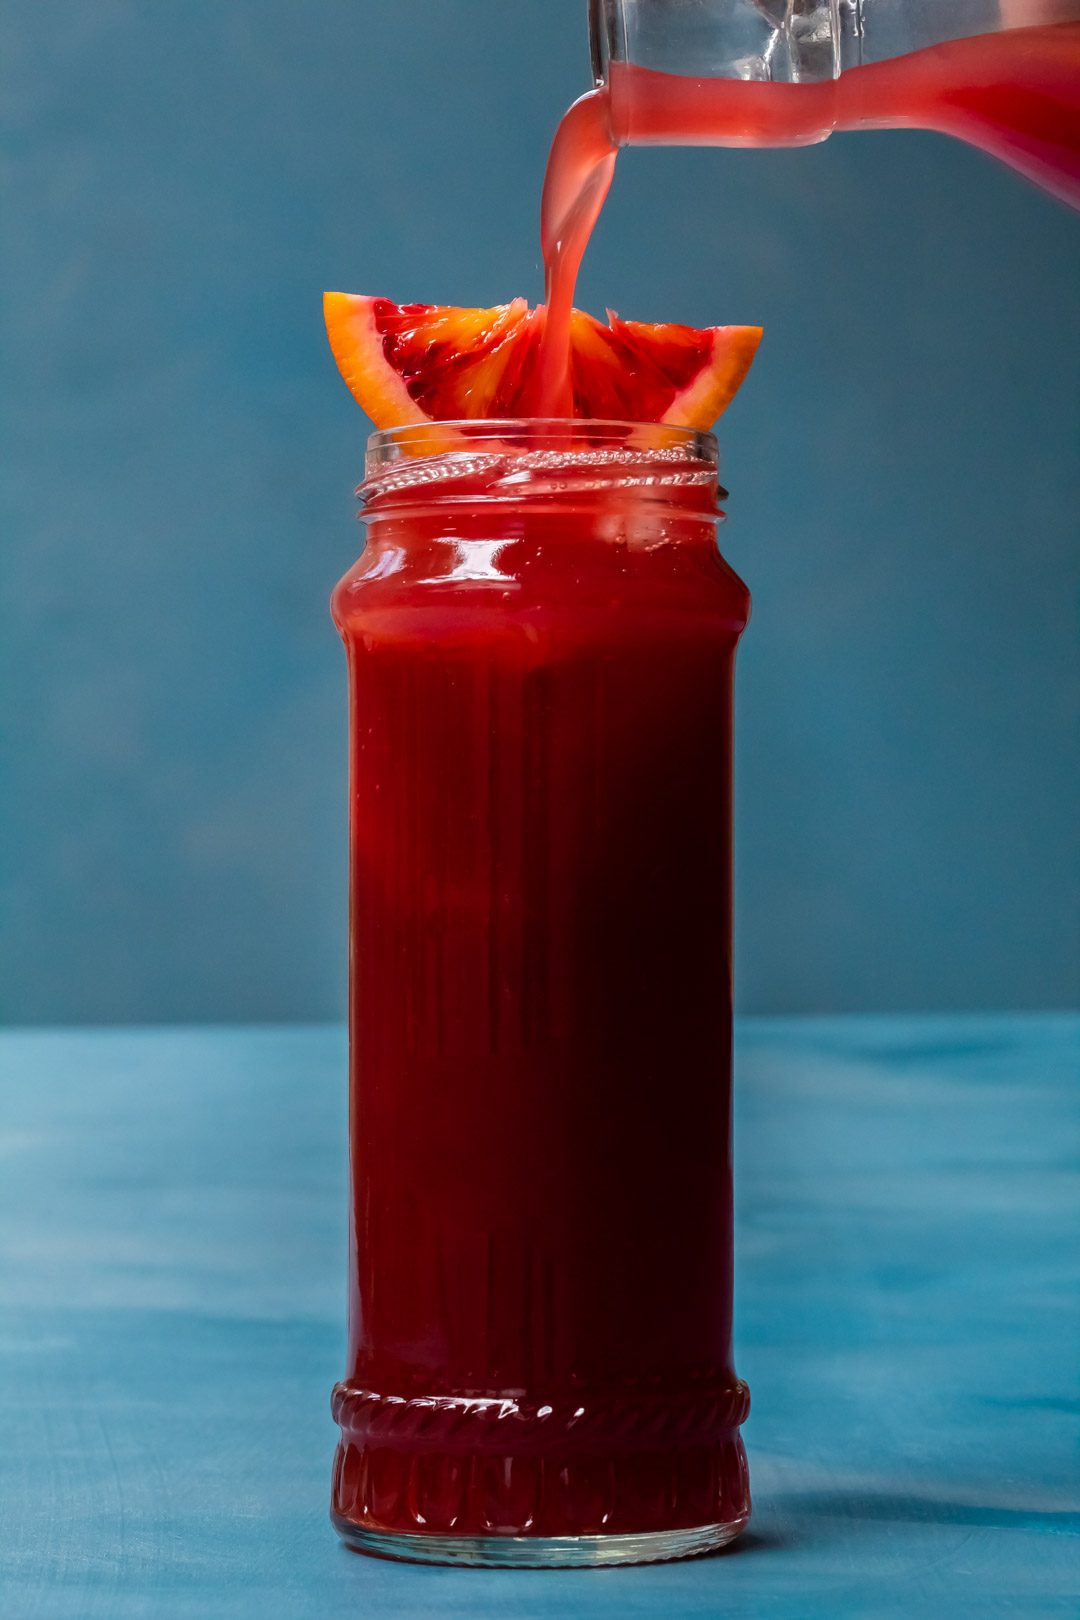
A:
[332, 1514, 749, 1567]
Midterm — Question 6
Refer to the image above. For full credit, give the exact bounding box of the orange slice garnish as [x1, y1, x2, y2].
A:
[324, 294, 761, 429]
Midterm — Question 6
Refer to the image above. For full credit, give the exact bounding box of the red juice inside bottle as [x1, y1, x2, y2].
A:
[330, 427, 752, 1562]
[539, 22, 1080, 407]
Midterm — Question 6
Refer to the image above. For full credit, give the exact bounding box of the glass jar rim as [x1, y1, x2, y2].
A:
[367, 418, 717, 462]
[362, 420, 720, 507]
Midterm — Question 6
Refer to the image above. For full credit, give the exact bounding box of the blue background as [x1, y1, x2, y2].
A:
[2, 0, 1078, 1023]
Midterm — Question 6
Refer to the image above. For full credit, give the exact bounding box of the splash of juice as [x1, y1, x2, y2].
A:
[538, 21, 1080, 415]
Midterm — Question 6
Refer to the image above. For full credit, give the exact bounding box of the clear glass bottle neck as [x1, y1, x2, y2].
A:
[591, 0, 1078, 84]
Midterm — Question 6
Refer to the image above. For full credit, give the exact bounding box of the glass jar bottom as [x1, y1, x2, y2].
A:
[332, 1513, 750, 1567]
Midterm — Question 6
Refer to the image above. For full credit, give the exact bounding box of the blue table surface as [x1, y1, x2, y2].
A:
[1, 1017, 1077, 1619]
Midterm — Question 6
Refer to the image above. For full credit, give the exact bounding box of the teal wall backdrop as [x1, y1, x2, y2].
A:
[2, 0, 1078, 1022]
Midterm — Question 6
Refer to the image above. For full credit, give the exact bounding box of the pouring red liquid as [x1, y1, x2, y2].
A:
[325, 8, 1078, 1571]
[540, 22, 1080, 411]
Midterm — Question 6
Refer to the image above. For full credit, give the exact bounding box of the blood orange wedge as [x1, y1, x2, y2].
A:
[324, 293, 761, 430]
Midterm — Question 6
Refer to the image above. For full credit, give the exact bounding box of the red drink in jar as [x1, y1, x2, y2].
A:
[330, 420, 751, 1566]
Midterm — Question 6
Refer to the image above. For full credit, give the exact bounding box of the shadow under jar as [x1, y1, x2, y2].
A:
[330, 420, 752, 1567]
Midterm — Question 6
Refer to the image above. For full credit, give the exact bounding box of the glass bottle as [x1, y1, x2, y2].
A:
[588, 0, 1080, 204]
[329, 420, 752, 1567]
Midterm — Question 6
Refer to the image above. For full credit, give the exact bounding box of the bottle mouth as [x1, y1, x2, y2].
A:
[362, 419, 720, 507]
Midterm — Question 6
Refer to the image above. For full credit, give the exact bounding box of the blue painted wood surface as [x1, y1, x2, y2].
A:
[1, 1018, 1077, 1617]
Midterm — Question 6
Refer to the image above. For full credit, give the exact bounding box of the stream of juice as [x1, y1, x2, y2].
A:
[539, 21, 1080, 413]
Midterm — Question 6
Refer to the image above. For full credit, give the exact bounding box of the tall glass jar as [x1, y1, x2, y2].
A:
[330, 420, 751, 1567]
